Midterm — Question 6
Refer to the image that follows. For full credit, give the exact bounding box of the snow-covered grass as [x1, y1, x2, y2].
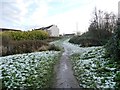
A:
[0, 51, 60, 89]
[51, 38, 119, 89]
[70, 47, 119, 88]
[63, 39, 100, 55]
[50, 37, 68, 47]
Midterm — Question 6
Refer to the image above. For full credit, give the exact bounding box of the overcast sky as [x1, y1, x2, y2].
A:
[0, 0, 119, 34]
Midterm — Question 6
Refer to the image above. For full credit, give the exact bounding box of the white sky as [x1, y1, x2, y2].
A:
[0, 0, 119, 34]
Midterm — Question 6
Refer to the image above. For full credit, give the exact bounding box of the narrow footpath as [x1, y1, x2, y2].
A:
[52, 41, 80, 88]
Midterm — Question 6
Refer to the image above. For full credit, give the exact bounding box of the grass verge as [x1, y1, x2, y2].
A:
[70, 47, 120, 89]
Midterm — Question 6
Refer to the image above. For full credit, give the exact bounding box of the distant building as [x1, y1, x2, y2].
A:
[64, 33, 75, 37]
[35, 25, 59, 37]
[47, 25, 59, 37]
[0, 28, 21, 32]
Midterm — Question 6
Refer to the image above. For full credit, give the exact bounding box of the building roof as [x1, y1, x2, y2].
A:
[35, 25, 54, 30]
[0, 28, 21, 31]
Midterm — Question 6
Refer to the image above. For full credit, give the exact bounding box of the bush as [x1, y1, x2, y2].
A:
[1, 30, 49, 56]
[1, 33, 13, 56]
[105, 23, 120, 88]
[105, 24, 120, 64]
[1, 40, 61, 56]
[27, 30, 49, 40]
[2, 30, 49, 41]
[114, 72, 120, 89]
[1, 32, 12, 46]
[1, 30, 61, 56]
[69, 36, 81, 44]
[48, 44, 61, 51]
[69, 29, 112, 47]
[69, 36, 102, 47]
[69, 9, 114, 47]
[46, 36, 62, 42]
[2, 40, 48, 56]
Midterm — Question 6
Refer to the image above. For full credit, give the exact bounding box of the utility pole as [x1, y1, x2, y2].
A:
[76, 22, 78, 31]
[76, 22, 81, 35]
[76, 22, 80, 35]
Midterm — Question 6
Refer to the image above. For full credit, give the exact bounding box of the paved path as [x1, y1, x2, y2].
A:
[52, 42, 80, 88]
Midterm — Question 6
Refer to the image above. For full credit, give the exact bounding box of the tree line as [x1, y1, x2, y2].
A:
[69, 8, 120, 64]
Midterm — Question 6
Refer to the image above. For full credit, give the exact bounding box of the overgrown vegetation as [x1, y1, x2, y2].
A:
[69, 7, 120, 89]
[2, 40, 48, 56]
[69, 8, 116, 47]
[105, 22, 120, 89]
[2, 30, 49, 41]
[1, 51, 60, 89]
[1, 30, 61, 56]
[46, 36, 62, 42]
[105, 24, 120, 64]
[0, 29, 62, 89]
[70, 47, 119, 89]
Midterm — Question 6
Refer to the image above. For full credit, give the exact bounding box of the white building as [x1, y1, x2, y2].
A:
[47, 25, 59, 37]
[37, 25, 59, 37]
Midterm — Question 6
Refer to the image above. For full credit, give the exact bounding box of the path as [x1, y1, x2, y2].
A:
[52, 39, 80, 88]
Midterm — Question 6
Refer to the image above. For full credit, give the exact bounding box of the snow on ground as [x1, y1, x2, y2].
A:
[63, 39, 101, 55]
[0, 51, 60, 89]
[51, 39, 119, 88]
[70, 46, 118, 88]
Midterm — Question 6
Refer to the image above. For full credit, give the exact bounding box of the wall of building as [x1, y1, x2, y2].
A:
[48, 25, 59, 37]
[118, 1, 120, 18]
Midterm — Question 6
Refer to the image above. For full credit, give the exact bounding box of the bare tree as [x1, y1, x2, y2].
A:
[89, 7, 117, 33]
[88, 7, 117, 45]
